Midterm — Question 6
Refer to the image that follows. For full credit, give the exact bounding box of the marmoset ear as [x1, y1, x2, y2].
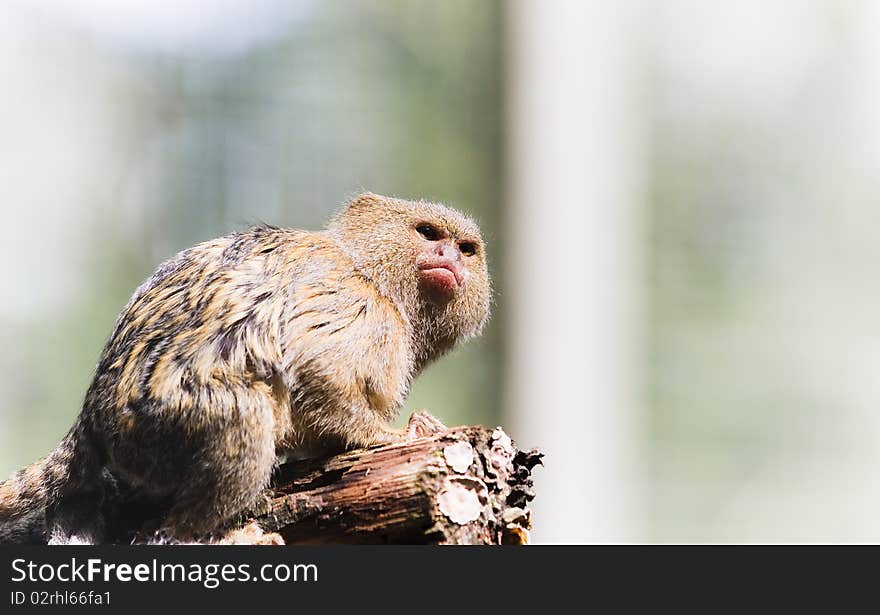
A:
[345, 192, 389, 213]
[328, 193, 398, 233]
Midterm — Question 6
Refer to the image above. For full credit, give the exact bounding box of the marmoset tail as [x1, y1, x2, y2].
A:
[0, 193, 491, 544]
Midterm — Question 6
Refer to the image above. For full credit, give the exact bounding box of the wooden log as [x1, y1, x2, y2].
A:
[111, 425, 541, 545]
[245, 426, 543, 545]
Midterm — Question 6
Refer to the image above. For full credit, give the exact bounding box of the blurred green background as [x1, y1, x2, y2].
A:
[4, 0, 880, 543]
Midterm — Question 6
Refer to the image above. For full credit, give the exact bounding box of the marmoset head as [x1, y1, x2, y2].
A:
[328, 193, 491, 350]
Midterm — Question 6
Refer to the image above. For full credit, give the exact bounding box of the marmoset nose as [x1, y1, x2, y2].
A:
[433, 241, 458, 260]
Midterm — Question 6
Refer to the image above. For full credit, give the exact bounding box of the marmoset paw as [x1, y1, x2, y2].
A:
[219, 521, 285, 545]
[405, 410, 448, 439]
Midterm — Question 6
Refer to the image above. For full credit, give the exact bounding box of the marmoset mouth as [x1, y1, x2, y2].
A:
[417, 259, 462, 294]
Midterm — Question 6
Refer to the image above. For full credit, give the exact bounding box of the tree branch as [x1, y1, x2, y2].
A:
[246, 426, 543, 545]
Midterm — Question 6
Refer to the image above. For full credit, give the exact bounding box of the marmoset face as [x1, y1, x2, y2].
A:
[410, 216, 485, 304]
[329, 194, 491, 340]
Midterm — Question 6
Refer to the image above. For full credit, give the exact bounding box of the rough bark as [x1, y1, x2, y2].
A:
[245, 426, 543, 545]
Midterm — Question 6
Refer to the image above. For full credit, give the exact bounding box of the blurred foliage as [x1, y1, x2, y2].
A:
[646, 2, 880, 540]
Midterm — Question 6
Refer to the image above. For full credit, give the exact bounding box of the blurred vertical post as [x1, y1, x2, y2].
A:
[505, 1, 642, 542]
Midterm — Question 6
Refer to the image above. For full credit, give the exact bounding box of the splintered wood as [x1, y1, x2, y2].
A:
[248, 426, 543, 545]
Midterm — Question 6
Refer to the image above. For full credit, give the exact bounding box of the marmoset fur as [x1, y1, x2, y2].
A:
[0, 193, 491, 544]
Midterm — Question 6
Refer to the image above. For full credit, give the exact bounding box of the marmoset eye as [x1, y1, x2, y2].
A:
[459, 242, 477, 257]
[416, 224, 440, 241]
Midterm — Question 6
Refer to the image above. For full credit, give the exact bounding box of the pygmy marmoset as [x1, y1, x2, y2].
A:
[0, 193, 491, 544]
